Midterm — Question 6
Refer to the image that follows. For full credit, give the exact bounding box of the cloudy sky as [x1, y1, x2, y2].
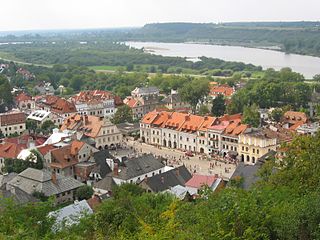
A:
[0, 0, 319, 31]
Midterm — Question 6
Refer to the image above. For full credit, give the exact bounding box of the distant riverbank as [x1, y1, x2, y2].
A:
[126, 41, 320, 79]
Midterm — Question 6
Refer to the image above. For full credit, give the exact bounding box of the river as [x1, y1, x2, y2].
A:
[126, 42, 320, 79]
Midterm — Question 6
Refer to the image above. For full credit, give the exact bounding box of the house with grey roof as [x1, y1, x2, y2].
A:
[131, 87, 160, 98]
[164, 185, 191, 200]
[139, 165, 192, 193]
[48, 200, 93, 232]
[162, 90, 190, 111]
[1, 186, 38, 205]
[228, 151, 276, 189]
[7, 168, 84, 204]
[108, 154, 168, 185]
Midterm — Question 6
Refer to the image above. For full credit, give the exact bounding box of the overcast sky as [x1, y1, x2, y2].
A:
[1, 0, 319, 31]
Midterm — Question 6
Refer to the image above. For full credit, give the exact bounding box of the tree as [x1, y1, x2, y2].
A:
[26, 119, 38, 133]
[242, 104, 260, 127]
[198, 105, 209, 116]
[270, 108, 284, 122]
[41, 120, 56, 135]
[179, 79, 209, 111]
[313, 74, 320, 82]
[0, 75, 13, 105]
[211, 95, 226, 117]
[2, 149, 43, 173]
[112, 105, 133, 124]
[76, 185, 94, 200]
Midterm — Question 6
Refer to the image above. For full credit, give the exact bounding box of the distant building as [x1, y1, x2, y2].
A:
[162, 90, 190, 111]
[27, 110, 52, 125]
[139, 165, 192, 193]
[140, 110, 244, 155]
[125, 95, 162, 120]
[107, 154, 167, 185]
[34, 82, 55, 95]
[0, 110, 26, 137]
[210, 84, 235, 99]
[36, 95, 77, 126]
[238, 128, 278, 165]
[185, 174, 224, 195]
[49, 140, 98, 178]
[48, 200, 93, 231]
[70, 90, 121, 118]
[131, 87, 160, 98]
[296, 122, 320, 135]
[282, 111, 308, 130]
[60, 114, 122, 150]
[15, 92, 35, 112]
[7, 168, 84, 204]
[125, 86, 162, 120]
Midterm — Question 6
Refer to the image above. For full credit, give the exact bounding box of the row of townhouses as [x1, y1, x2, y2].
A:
[140, 110, 293, 165]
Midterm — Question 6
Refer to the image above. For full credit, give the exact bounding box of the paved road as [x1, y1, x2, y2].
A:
[125, 140, 236, 179]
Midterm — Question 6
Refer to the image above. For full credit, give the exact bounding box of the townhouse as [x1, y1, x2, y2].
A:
[141, 110, 248, 155]
[0, 111, 26, 138]
[124, 86, 162, 120]
[70, 90, 122, 118]
[60, 114, 122, 150]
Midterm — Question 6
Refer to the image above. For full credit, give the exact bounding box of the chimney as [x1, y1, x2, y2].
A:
[161, 176, 164, 184]
[52, 171, 57, 184]
[175, 168, 180, 176]
[113, 162, 119, 176]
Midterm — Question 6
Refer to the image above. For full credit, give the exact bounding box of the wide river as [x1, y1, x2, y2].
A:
[126, 42, 320, 79]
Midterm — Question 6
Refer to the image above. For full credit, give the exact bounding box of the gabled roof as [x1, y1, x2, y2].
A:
[112, 154, 165, 180]
[223, 122, 248, 137]
[0, 111, 26, 126]
[283, 111, 307, 124]
[142, 165, 192, 192]
[93, 176, 116, 191]
[91, 150, 114, 178]
[8, 168, 84, 196]
[126, 98, 139, 108]
[16, 92, 32, 102]
[71, 90, 121, 105]
[49, 200, 93, 230]
[141, 110, 227, 133]
[185, 174, 216, 189]
[37, 144, 56, 156]
[61, 114, 107, 138]
[0, 142, 24, 159]
[50, 142, 80, 169]
[210, 84, 235, 97]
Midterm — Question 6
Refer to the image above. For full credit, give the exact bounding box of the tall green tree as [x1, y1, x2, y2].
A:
[179, 79, 209, 111]
[112, 105, 133, 124]
[242, 104, 260, 127]
[211, 95, 226, 117]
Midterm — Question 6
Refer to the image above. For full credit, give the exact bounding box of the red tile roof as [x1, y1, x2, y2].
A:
[126, 98, 138, 108]
[60, 114, 102, 138]
[0, 142, 24, 159]
[71, 90, 122, 105]
[210, 84, 235, 97]
[0, 112, 26, 126]
[185, 174, 216, 189]
[283, 111, 308, 124]
[37, 144, 56, 156]
[141, 111, 239, 133]
[16, 92, 32, 102]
